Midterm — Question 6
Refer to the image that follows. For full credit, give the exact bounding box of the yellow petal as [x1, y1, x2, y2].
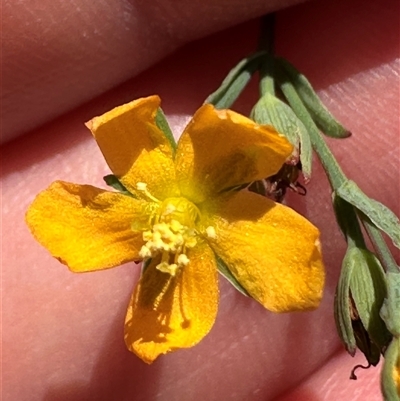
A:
[26, 181, 146, 272]
[205, 191, 325, 312]
[175, 104, 293, 203]
[86, 95, 179, 200]
[124, 242, 218, 364]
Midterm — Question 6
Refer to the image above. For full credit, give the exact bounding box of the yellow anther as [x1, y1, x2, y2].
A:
[139, 245, 152, 259]
[152, 238, 165, 250]
[185, 237, 197, 249]
[136, 182, 160, 203]
[154, 223, 170, 236]
[152, 231, 162, 241]
[170, 219, 184, 233]
[143, 231, 153, 241]
[136, 182, 147, 191]
[206, 226, 217, 239]
[137, 196, 202, 276]
[163, 204, 176, 216]
[156, 261, 179, 276]
[177, 253, 190, 266]
[173, 233, 184, 246]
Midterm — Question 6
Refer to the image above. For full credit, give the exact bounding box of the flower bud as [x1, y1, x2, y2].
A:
[251, 92, 312, 179]
[334, 246, 392, 365]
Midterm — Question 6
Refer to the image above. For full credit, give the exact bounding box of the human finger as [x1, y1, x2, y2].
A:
[2, 0, 399, 400]
[2, 0, 307, 142]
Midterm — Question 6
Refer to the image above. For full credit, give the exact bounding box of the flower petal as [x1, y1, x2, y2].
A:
[86, 95, 179, 200]
[26, 181, 146, 272]
[205, 191, 325, 312]
[175, 104, 293, 203]
[124, 242, 218, 364]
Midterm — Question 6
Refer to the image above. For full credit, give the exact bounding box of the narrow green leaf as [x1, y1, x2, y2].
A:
[155, 107, 177, 156]
[337, 180, 400, 249]
[276, 67, 347, 190]
[212, 70, 254, 110]
[103, 175, 136, 197]
[361, 215, 399, 275]
[277, 57, 351, 139]
[205, 51, 266, 109]
[214, 253, 250, 297]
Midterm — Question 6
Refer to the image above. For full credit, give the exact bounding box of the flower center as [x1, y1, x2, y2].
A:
[136, 182, 208, 276]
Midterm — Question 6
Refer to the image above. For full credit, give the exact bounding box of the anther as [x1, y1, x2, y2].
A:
[136, 182, 160, 203]
[177, 254, 190, 266]
[206, 226, 217, 239]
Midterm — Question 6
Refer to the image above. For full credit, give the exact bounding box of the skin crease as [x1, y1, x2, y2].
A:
[1, 0, 399, 400]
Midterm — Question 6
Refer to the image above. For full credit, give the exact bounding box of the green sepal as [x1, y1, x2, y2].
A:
[103, 175, 136, 198]
[381, 337, 400, 401]
[334, 246, 357, 355]
[214, 253, 250, 297]
[349, 248, 392, 356]
[380, 272, 400, 337]
[277, 57, 351, 139]
[155, 107, 177, 156]
[336, 180, 400, 249]
[335, 245, 393, 364]
[205, 51, 266, 109]
[251, 92, 312, 179]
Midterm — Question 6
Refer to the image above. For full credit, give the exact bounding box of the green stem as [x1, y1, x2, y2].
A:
[278, 75, 346, 190]
[259, 57, 275, 96]
[258, 35, 398, 282]
[280, 75, 399, 274]
[360, 213, 399, 274]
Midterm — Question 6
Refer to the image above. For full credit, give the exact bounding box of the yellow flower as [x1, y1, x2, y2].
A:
[26, 95, 325, 364]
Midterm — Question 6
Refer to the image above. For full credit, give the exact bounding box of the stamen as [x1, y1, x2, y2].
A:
[136, 182, 160, 203]
[206, 226, 217, 239]
[170, 219, 183, 233]
[157, 262, 179, 276]
[137, 196, 201, 276]
[185, 236, 197, 248]
[163, 204, 176, 216]
[177, 254, 190, 266]
[136, 182, 147, 191]
[142, 230, 153, 241]
[139, 245, 152, 259]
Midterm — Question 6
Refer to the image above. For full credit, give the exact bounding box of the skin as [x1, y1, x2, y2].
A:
[2, 0, 304, 143]
[2, 0, 399, 400]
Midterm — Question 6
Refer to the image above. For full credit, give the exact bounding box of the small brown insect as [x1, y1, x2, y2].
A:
[249, 162, 306, 203]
